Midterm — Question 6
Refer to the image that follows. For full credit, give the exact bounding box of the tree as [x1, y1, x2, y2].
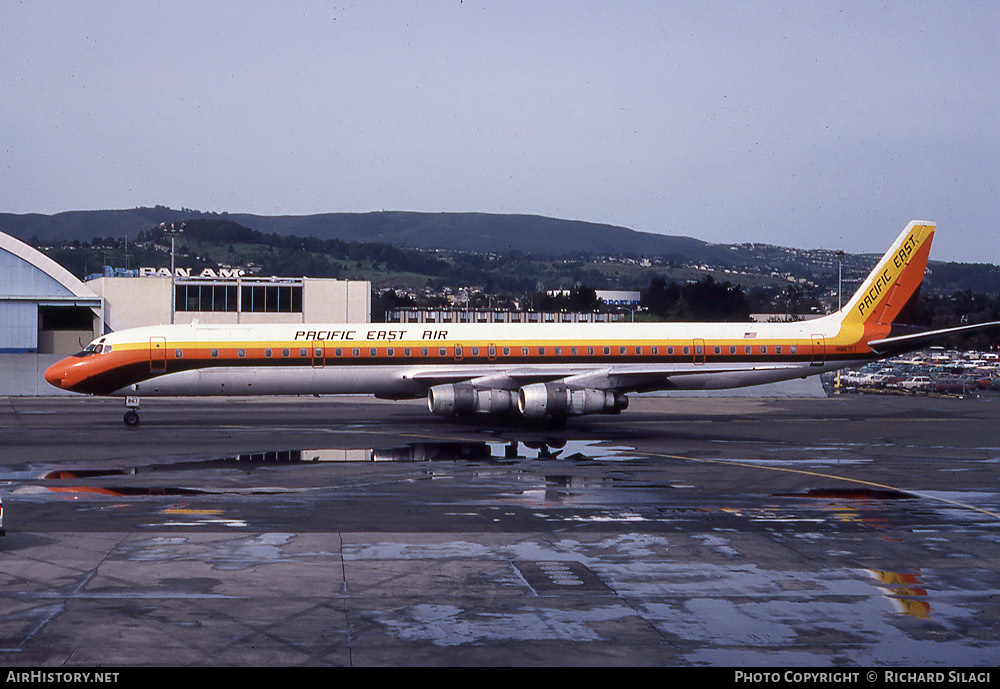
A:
[641, 276, 751, 321]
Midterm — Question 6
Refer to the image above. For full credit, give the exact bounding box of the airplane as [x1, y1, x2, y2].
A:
[44, 220, 1000, 426]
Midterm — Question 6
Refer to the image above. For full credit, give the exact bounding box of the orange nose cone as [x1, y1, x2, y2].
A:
[44, 359, 69, 389]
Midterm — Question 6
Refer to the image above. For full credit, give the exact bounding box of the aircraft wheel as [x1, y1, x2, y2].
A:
[123, 410, 140, 427]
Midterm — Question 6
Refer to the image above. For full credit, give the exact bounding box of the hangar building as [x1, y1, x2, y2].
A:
[0, 232, 106, 354]
[0, 232, 105, 394]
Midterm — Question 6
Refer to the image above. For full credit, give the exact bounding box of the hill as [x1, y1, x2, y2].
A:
[3, 207, 1000, 295]
[0, 207, 749, 265]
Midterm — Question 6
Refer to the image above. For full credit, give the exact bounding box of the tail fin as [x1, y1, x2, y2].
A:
[839, 221, 935, 331]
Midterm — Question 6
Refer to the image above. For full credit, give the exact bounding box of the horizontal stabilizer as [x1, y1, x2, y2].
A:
[867, 321, 1000, 354]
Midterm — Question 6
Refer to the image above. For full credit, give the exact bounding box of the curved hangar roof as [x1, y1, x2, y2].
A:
[0, 230, 97, 299]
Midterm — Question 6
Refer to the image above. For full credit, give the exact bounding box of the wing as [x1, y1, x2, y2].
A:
[403, 362, 803, 393]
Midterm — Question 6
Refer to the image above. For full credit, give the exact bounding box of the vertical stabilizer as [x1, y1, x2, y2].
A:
[839, 221, 935, 332]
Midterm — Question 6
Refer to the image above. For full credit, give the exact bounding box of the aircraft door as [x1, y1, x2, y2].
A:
[692, 338, 705, 365]
[811, 334, 826, 365]
[150, 337, 167, 373]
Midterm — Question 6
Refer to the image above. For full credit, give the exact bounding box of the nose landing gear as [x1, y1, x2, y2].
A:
[123, 396, 140, 426]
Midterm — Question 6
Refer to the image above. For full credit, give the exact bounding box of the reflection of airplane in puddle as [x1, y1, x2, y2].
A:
[28, 440, 595, 499]
[264, 439, 583, 462]
[35, 440, 587, 478]
[44, 221, 1000, 425]
[868, 570, 931, 618]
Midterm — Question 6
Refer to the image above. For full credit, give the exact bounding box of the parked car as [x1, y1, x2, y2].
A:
[898, 376, 933, 391]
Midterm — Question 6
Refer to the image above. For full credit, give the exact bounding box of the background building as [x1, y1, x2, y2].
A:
[89, 274, 370, 331]
[546, 289, 641, 306]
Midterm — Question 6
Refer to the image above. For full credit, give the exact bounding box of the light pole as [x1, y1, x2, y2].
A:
[834, 249, 845, 392]
[621, 304, 642, 322]
[836, 250, 844, 311]
[161, 222, 185, 324]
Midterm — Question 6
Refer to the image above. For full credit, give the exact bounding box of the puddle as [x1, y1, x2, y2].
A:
[778, 488, 917, 501]
[0, 439, 641, 506]
[2, 439, 634, 478]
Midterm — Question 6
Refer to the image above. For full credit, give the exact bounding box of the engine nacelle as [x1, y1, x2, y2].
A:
[427, 384, 516, 416]
[517, 383, 628, 418]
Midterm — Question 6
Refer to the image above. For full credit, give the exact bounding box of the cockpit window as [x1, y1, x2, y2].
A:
[72, 343, 105, 358]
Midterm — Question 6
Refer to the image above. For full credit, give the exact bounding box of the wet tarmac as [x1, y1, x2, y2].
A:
[0, 394, 998, 666]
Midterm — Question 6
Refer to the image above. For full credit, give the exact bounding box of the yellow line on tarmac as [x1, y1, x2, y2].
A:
[649, 452, 1000, 521]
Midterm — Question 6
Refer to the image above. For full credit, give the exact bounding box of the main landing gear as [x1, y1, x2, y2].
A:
[123, 396, 141, 427]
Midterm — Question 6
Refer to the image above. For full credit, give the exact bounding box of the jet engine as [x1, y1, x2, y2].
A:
[427, 384, 516, 416]
[517, 383, 628, 419]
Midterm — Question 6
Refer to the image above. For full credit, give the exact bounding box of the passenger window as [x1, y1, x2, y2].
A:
[212, 349, 219, 358]
[334, 348, 342, 357]
[282, 348, 290, 357]
[174, 349, 183, 358]
[264, 348, 272, 357]
[238, 349, 246, 358]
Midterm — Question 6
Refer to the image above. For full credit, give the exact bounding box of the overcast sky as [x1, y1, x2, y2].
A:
[2, 1, 997, 261]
